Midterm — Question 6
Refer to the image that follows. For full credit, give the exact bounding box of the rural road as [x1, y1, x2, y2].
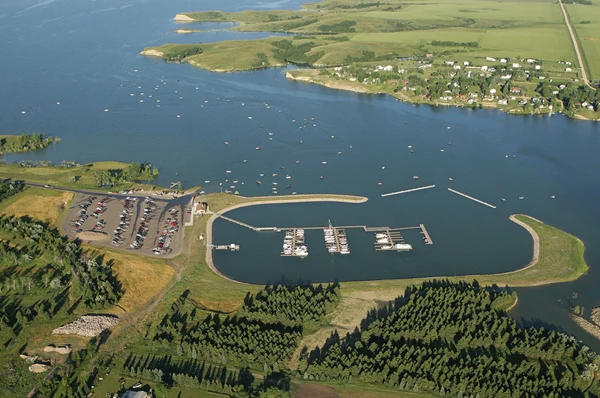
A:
[560, 0, 593, 88]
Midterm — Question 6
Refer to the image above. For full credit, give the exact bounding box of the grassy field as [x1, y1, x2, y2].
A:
[0, 161, 160, 191]
[0, 186, 73, 226]
[565, 1, 600, 80]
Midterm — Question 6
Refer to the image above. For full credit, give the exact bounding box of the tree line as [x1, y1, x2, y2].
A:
[301, 280, 599, 398]
[239, 283, 339, 328]
[92, 162, 158, 187]
[0, 215, 122, 308]
[0, 133, 56, 154]
[151, 291, 302, 370]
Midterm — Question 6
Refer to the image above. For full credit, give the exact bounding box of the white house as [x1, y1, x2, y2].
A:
[527, 59, 536, 64]
[490, 88, 497, 94]
[535, 65, 541, 70]
[463, 61, 470, 66]
[500, 58, 507, 63]
[498, 99, 508, 105]
[453, 65, 461, 70]
[512, 63, 520, 68]
[480, 65, 489, 71]
[445, 61, 455, 66]
[383, 65, 394, 72]
[500, 74, 513, 79]
[565, 67, 572, 72]
[486, 57, 496, 62]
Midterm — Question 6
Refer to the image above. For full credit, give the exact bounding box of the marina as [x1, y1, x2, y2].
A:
[281, 228, 308, 257]
[374, 230, 412, 251]
[324, 220, 350, 254]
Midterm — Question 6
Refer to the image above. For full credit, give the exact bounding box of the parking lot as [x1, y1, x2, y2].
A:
[63, 193, 184, 257]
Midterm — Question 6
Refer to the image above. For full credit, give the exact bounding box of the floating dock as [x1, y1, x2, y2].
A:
[419, 224, 433, 245]
[381, 185, 436, 197]
[374, 230, 413, 251]
[213, 243, 240, 251]
[447, 188, 496, 209]
[281, 228, 308, 257]
[324, 220, 350, 254]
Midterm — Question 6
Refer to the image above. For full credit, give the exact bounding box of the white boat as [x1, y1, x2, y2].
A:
[413, 176, 419, 180]
[394, 243, 413, 251]
[256, 147, 260, 150]
[381, 245, 393, 250]
[375, 233, 387, 239]
[551, 195, 556, 199]
[226, 170, 232, 173]
[286, 175, 291, 179]
[322, 161, 327, 165]
[204, 180, 210, 183]
[377, 238, 389, 244]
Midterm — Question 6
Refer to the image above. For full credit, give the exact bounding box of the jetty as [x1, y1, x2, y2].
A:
[420, 223, 433, 245]
[447, 188, 496, 209]
[381, 185, 436, 197]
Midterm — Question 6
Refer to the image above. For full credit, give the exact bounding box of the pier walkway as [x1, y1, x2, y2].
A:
[448, 188, 496, 209]
[381, 185, 436, 197]
[212, 212, 433, 245]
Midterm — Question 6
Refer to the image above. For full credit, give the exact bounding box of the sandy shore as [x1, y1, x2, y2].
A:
[286, 71, 372, 94]
[140, 49, 164, 57]
[174, 14, 195, 22]
[204, 195, 368, 284]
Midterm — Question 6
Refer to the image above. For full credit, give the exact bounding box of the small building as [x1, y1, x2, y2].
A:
[535, 65, 541, 70]
[510, 87, 522, 94]
[527, 58, 537, 64]
[565, 67, 572, 72]
[500, 58, 507, 63]
[500, 74, 513, 79]
[481, 65, 488, 71]
[445, 61, 455, 66]
[512, 63, 520, 68]
[486, 56, 496, 62]
[463, 61, 470, 66]
[453, 65, 461, 70]
[490, 88, 497, 94]
[498, 99, 508, 105]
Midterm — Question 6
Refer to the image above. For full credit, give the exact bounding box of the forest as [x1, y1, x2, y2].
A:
[301, 280, 599, 398]
[0, 215, 122, 308]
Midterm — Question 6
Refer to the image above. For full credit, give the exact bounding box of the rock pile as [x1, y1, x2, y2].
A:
[28, 363, 50, 373]
[52, 315, 119, 337]
[44, 345, 72, 354]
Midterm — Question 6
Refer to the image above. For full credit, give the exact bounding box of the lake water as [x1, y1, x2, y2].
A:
[2, 0, 600, 349]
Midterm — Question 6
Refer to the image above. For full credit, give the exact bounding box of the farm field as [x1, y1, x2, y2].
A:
[565, 1, 600, 80]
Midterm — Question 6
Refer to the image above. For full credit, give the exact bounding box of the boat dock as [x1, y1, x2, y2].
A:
[420, 223, 433, 245]
[281, 228, 308, 257]
[381, 185, 436, 197]
[447, 188, 496, 209]
[212, 243, 240, 251]
[374, 230, 413, 251]
[324, 220, 350, 254]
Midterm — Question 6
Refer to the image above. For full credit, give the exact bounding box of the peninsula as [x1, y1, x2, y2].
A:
[142, 0, 600, 120]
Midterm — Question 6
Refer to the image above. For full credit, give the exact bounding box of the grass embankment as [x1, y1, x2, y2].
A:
[0, 161, 160, 192]
[0, 187, 73, 226]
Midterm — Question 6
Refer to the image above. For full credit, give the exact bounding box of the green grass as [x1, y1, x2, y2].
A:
[351, 26, 576, 62]
[564, 2, 600, 80]
[0, 161, 160, 191]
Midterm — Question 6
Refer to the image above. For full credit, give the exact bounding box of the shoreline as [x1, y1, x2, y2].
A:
[204, 194, 368, 285]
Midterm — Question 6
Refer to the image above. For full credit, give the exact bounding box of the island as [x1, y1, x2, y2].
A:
[0, 133, 59, 154]
[142, 0, 600, 120]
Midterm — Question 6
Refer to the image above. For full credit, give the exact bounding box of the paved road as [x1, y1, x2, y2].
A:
[560, 0, 594, 88]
